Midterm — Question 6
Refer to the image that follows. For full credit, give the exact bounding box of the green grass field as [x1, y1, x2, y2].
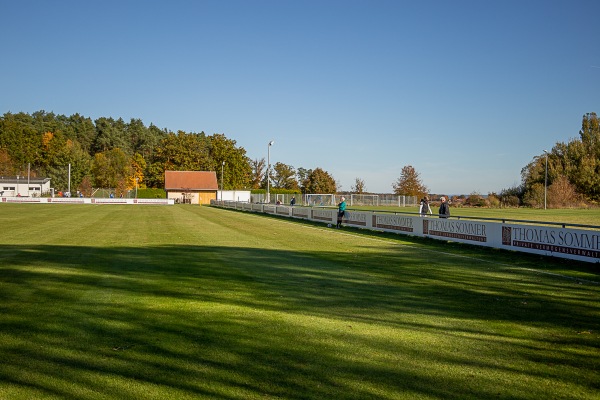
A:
[1, 204, 599, 399]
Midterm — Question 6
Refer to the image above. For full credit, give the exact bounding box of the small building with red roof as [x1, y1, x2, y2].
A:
[164, 170, 218, 204]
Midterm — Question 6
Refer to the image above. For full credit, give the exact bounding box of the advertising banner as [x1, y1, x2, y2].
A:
[2, 197, 43, 203]
[275, 206, 291, 217]
[48, 198, 87, 204]
[291, 207, 310, 219]
[501, 224, 600, 263]
[342, 211, 369, 228]
[422, 218, 492, 245]
[311, 208, 335, 224]
[372, 214, 416, 234]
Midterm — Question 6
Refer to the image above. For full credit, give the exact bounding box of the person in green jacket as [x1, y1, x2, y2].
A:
[337, 196, 347, 228]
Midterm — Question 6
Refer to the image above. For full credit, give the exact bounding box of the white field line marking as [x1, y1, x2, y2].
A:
[267, 215, 600, 286]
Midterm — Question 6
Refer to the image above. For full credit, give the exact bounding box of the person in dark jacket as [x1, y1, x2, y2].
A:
[438, 196, 450, 218]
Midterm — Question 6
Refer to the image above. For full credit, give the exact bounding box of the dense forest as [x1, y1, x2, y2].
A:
[0, 111, 338, 197]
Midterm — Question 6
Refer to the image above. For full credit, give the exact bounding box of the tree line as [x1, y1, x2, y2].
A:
[1, 110, 597, 206]
[0, 111, 338, 196]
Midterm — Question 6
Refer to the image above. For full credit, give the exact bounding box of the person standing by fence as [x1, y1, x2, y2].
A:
[438, 196, 450, 218]
[337, 196, 347, 228]
[420, 196, 432, 216]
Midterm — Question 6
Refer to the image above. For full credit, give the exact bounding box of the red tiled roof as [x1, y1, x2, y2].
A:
[164, 171, 218, 190]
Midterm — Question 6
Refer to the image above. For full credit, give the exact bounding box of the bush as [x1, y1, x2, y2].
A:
[137, 188, 166, 198]
[499, 185, 524, 207]
[523, 183, 545, 208]
[547, 175, 580, 208]
[501, 195, 520, 207]
[487, 193, 501, 208]
[465, 192, 486, 207]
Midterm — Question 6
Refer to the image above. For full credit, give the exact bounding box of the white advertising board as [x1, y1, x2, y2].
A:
[1, 197, 174, 205]
[500, 224, 600, 263]
[421, 218, 493, 245]
[212, 202, 599, 264]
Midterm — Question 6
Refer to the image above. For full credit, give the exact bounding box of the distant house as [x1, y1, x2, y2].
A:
[164, 171, 218, 204]
[0, 176, 51, 197]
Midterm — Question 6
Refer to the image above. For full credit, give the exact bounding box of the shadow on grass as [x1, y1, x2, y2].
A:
[1, 244, 599, 399]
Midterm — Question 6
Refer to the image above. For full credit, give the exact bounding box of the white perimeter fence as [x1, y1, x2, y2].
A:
[211, 200, 600, 264]
[1, 196, 174, 205]
[250, 193, 418, 207]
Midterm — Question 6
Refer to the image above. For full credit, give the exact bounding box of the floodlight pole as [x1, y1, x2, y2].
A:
[267, 140, 274, 203]
[221, 161, 225, 203]
[543, 150, 548, 210]
[135, 177, 138, 199]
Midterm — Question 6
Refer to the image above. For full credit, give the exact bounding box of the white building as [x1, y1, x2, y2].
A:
[0, 176, 51, 197]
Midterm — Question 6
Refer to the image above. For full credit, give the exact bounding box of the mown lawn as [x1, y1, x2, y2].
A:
[0, 204, 599, 399]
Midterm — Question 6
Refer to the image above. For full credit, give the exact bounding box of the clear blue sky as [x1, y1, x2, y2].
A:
[1, 0, 599, 194]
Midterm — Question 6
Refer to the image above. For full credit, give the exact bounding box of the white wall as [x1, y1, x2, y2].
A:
[1, 197, 174, 205]
[217, 190, 251, 202]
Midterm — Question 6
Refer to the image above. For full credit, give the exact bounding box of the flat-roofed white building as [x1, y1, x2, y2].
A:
[0, 176, 51, 197]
